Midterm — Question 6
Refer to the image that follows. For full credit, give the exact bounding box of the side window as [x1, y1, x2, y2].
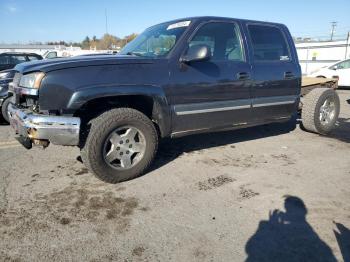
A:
[46, 52, 57, 59]
[27, 55, 40, 61]
[189, 22, 244, 61]
[248, 24, 290, 61]
[334, 60, 350, 69]
[0, 56, 11, 64]
[12, 55, 27, 64]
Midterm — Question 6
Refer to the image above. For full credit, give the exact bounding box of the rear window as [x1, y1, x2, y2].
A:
[248, 24, 290, 61]
[27, 55, 40, 61]
[0, 55, 11, 65]
[12, 55, 27, 64]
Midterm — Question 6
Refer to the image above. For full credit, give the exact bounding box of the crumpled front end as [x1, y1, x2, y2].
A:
[8, 72, 80, 149]
[8, 103, 80, 148]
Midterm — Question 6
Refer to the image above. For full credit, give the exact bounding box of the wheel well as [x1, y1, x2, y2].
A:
[316, 75, 326, 78]
[74, 95, 162, 136]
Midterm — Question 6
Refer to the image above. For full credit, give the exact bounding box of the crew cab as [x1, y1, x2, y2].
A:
[8, 17, 340, 183]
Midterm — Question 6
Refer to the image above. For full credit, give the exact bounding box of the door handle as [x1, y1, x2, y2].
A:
[237, 72, 250, 80]
[284, 72, 294, 79]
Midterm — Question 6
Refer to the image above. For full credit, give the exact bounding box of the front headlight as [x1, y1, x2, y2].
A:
[0, 72, 10, 79]
[19, 72, 45, 89]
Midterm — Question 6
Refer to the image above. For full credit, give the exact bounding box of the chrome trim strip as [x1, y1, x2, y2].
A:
[174, 99, 251, 116]
[253, 95, 298, 107]
[173, 95, 298, 115]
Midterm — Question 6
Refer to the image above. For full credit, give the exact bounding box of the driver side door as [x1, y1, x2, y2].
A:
[168, 21, 253, 135]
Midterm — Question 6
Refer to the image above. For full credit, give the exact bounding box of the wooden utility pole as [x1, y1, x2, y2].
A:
[330, 21, 337, 41]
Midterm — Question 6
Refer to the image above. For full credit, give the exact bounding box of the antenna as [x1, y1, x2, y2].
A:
[330, 21, 337, 41]
[105, 8, 108, 34]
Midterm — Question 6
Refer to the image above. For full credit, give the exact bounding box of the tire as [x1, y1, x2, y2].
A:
[80, 108, 158, 183]
[1, 97, 11, 123]
[301, 88, 340, 135]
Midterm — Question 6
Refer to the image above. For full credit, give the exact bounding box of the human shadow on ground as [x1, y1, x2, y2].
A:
[334, 222, 350, 262]
[245, 196, 337, 262]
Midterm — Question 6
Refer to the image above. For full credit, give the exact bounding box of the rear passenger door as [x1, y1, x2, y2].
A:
[246, 23, 301, 121]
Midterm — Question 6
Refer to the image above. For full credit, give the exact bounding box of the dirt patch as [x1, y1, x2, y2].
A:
[198, 175, 235, 191]
[0, 183, 147, 239]
[74, 168, 89, 176]
[239, 185, 259, 200]
[132, 246, 145, 257]
[198, 154, 267, 168]
[271, 154, 295, 166]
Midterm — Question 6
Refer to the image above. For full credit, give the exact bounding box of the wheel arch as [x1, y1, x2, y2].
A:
[70, 85, 171, 138]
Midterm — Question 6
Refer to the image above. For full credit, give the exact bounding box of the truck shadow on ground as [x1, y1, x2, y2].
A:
[330, 118, 350, 143]
[245, 196, 338, 262]
[152, 116, 350, 171]
[151, 120, 297, 171]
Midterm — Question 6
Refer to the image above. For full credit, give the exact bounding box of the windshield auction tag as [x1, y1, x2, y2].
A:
[167, 21, 191, 30]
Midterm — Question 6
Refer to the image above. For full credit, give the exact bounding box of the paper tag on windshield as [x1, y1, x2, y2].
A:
[167, 21, 191, 30]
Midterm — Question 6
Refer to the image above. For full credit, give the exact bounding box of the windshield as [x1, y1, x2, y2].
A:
[119, 20, 191, 58]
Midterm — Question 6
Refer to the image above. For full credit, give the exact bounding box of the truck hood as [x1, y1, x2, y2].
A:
[14, 55, 155, 74]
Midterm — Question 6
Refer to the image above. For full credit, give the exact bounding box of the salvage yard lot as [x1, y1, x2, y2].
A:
[1, 90, 350, 261]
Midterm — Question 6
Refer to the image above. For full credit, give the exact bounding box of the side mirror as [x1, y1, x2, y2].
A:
[332, 65, 338, 70]
[180, 44, 211, 63]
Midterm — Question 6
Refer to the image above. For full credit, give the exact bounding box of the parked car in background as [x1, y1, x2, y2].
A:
[0, 53, 43, 122]
[0, 69, 16, 122]
[309, 59, 350, 88]
[0, 52, 43, 71]
[43, 50, 110, 59]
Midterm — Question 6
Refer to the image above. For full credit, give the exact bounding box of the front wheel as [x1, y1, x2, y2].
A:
[81, 108, 158, 183]
[1, 96, 11, 123]
[301, 88, 340, 135]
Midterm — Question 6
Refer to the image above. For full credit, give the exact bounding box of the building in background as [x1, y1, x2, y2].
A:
[296, 34, 350, 75]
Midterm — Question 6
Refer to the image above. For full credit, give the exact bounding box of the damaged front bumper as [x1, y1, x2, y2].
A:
[8, 103, 80, 148]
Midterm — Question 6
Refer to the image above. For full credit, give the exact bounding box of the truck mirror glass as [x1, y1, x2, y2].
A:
[180, 44, 211, 63]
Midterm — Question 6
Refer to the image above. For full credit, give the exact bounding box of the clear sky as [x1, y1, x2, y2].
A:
[1, 0, 349, 43]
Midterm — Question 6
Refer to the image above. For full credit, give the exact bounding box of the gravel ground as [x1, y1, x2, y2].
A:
[0, 90, 349, 262]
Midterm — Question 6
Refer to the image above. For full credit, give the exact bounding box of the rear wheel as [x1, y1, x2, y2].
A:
[81, 108, 158, 183]
[301, 88, 340, 135]
[1, 97, 11, 123]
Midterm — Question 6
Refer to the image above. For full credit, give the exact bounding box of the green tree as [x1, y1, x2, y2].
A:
[82, 36, 91, 49]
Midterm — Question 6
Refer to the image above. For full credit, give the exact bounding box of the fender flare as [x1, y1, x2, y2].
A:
[67, 84, 171, 137]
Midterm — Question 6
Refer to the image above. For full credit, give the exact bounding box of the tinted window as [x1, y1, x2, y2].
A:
[46, 52, 57, 59]
[27, 55, 40, 61]
[333, 60, 350, 69]
[248, 24, 290, 61]
[0, 55, 11, 65]
[189, 22, 244, 61]
[12, 55, 27, 64]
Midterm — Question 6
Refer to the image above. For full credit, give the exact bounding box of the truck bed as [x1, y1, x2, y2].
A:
[301, 77, 338, 96]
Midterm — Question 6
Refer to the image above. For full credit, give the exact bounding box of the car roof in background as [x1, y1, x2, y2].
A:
[0, 52, 43, 57]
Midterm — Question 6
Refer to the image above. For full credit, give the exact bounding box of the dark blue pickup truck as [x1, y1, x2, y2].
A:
[8, 17, 340, 183]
